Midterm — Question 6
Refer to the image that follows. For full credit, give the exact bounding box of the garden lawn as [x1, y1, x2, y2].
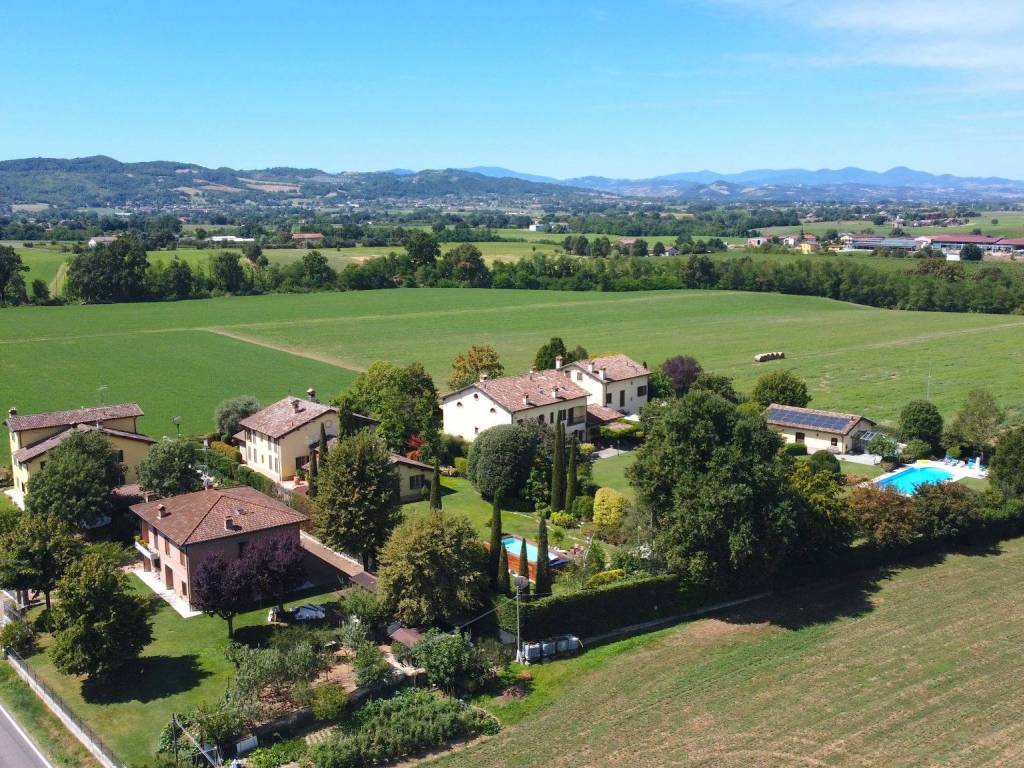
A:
[22, 580, 339, 767]
[439, 537, 1024, 768]
[590, 452, 636, 500]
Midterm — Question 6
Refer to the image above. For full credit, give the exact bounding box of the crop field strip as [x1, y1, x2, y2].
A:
[2, 288, 1023, 464]
[437, 539, 1024, 768]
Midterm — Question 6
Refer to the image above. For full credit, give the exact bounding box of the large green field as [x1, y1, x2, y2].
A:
[437, 537, 1024, 768]
[761, 210, 1024, 239]
[3, 288, 1024, 463]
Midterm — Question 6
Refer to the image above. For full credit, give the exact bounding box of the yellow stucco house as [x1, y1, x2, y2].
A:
[237, 395, 339, 483]
[5, 403, 155, 506]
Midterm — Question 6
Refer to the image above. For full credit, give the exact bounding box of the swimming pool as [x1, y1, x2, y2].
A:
[501, 535, 559, 564]
[876, 465, 953, 495]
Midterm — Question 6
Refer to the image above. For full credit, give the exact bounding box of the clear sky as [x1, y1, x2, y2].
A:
[5, 0, 1024, 178]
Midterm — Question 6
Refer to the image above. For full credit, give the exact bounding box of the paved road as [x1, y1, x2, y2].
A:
[0, 702, 52, 768]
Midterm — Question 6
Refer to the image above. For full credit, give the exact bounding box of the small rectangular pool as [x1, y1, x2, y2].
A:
[876, 466, 953, 495]
[501, 535, 559, 564]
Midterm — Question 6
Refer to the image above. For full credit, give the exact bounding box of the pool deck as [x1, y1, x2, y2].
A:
[872, 459, 987, 489]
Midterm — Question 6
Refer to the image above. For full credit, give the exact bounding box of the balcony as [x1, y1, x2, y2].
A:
[134, 539, 160, 561]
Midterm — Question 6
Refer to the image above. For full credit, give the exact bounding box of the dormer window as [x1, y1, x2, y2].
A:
[456, 402, 463, 408]
[489, 407, 496, 414]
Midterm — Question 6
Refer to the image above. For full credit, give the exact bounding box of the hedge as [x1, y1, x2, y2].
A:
[497, 574, 702, 641]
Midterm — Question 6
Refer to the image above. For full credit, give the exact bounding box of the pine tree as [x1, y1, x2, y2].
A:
[517, 536, 530, 594]
[488, 493, 503, 590]
[497, 545, 511, 596]
[566, 433, 578, 513]
[429, 462, 442, 510]
[550, 422, 566, 512]
[307, 448, 319, 498]
[534, 512, 551, 596]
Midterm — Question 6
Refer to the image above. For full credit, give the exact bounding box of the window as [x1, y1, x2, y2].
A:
[410, 474, 424, 490]
[576, 372, 583, 381]
[619, 390, 625, 407]
[238, 541, 248, 558]
[179, 549, 184, 565]
[474, 426, 479, 435]
[830, 437, 839, 447]
[181, 582, 188, 598]
[489, 407, 497, 414]
[537, 415, 545, 423]
[557, 409, 566, 422]
[116, 450, 125, 463]
[795, 432, 805, 443]
[456, 401, 463, 407]
[163, 536, 169, 555]
[549, 412, 554, 424]
[637, 385, 647, 397]
[473, 393, 479, 400]
[39, 461, 46, 470]
[605, 392, 612, 405]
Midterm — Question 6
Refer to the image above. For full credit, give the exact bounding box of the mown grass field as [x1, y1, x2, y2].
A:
[438, 537, 1024, 768]
[3, 288, 1024, 463]
[761, 210, 1024, 239]
[22, 581, 338, 767]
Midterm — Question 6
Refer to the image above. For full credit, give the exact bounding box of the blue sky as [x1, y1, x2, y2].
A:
[5, 0, 1024, 178]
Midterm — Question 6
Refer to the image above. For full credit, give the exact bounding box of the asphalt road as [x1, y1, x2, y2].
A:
[0, 702, 52, 768]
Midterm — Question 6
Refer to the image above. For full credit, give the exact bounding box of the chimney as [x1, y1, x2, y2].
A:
[554, 355, 563, 370]
[156, 503, 167, 519]
[306, 387, 318, 403]
[7, 407, 16, 417]
[522, 395, 530, 406]
[479, 373, 488, 382]
[224, 515, 233, 531]
[599, 367, 607, 381]
[291, 399, 301, 412]
[587, 362, 595, 374]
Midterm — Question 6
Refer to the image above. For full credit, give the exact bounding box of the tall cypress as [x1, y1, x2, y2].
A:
[429, 461, 442, 510]
[550, 422, 566, 512]
[488, 493, 503, 590]
[319, 423, 330, 460]
[534, 512, 551, 596]
[307, 448, 318, 498]
[566, 434, 578, 514]
[497, 545, 511, 596]
[518, 536, 530, 592]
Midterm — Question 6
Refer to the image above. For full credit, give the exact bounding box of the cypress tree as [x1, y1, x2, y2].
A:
[307, 449, 318, 498]
[566, 433, 578, 514]
[517, 536, 530, 593]
[319, 423, 329, 460]
[488, 492, 503, 590]
[497, 545, 511, 596]
[429, 461, 442, 510]
[550, 422, 566, 512]
[534, 512, 551, 596]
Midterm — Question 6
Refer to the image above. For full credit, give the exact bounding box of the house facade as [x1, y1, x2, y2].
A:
[441, 370, 589, 442]
[559, 354, 650, 416]
[390, 454, 433, 502]
[766, 404, 876, 454]
[130, 486, 307, 608]
[238, 394, 337, 482]
[5, 403, 151, 497]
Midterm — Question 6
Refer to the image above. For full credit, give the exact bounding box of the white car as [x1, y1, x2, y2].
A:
[293, 604, 326, 622]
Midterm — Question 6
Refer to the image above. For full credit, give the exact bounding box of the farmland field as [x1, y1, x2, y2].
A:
[2, 288, 1024, 464]
[437, 537, 1024, 768]
[761, 210, 1024, 239]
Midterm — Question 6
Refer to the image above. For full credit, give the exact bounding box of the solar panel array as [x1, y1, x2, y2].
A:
[767, 406, 853, 433]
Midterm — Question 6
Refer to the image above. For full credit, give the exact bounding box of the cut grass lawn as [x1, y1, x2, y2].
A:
[22, 580, 339, 767]
[3, 288, 1024, 465]
[438, 536, 1024, 768]
[0, 664, 100, 767]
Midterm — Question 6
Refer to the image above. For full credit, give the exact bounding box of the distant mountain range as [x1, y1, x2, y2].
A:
[3, 156, 1024, 209]
[462, 165, 1024, 201]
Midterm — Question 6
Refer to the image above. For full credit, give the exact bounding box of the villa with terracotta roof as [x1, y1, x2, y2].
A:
[766, 404, 876, 454]
[130, 486, 307, 609]
[559, 354, 650, 416]
[441, 368, 589, 442]
[237, 392, 338, 483]
[4, 403, 154, 505]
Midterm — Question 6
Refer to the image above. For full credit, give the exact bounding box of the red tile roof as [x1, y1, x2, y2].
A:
[585, 404, 624, 424]
[5, 403, 144, 433]
[389, 453, 433, 471]
[997, 238, 1024, 246]
[927, 234, 1000, 244]
[13, 423, 155, 463]
[130, 486, 306, 547]
[564, 354, 649, 382]
[446, 370, 589, 413]
[291, 232, 324, 240]
[239, 397, 336, 439]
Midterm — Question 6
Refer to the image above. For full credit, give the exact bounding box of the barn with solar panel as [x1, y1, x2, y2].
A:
[765, 404, 876, 454]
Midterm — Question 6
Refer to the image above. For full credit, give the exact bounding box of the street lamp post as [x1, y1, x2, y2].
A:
[173, 415, 181, 438]
[513, 574, 529, 663]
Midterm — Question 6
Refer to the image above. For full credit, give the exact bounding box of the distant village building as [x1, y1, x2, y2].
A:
[208, 235, 255, 243]
[747, 236, 771, 247]
[87, 235, 118, 247]
[291, 232, 325, 247]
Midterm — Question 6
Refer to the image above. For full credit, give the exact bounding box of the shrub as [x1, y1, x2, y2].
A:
[466, 424, 539, 498]
[898, 400, 944, 452]
[585, 569, 625, 588]
[410, 630, 489, 694]
[592, 487, 629, 533]
[339, 588, 388, 635]
[209, 440, 241, 463]
[903, 438, 933, 461]
[807, 450, 842, 480]
[572, 494, 595, 521]
[497, 574, 695, 641]
[783, 442, 808, 456]
[353, 643, 393, 690]
[550, 510, 577, 528]
[452, 457, 468, 477]
[579, 442, 596, 457]
[248, 738, 308, 768]
[311, 683, 349, 722]
[913, 482, 984, 541]
[0, 620, 36, 656]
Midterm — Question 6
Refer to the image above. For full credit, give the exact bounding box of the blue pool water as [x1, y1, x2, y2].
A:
[876, 466, 953, 495]
[502, 535, 558, 564]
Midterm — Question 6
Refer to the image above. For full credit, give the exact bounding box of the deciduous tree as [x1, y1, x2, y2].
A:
[245, 535, 306, 612]
[848, 486, 917, 548]
[214, 395, 261, 441]
[898, 400, 944, 454]
[447, 345, 505, 390]
[191, 552, 251, 637]
[752, 369, 811, 408]
[466, 424, 539, 500]
[26, 430, 123, 527]
[660, 356, 703, 396]
[990, 425, 1024, 500]
[0, 515, 83, 610]
[138, 439, 203, 498]
[945, 389, 1003, 461]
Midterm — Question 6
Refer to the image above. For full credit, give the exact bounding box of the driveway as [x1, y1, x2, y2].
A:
[0, 702, 52, 768]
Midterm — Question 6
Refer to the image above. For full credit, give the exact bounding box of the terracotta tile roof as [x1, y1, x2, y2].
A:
[5, 403, 143, 433]
[130, 486, 306, 547]
[291, 232, 324, 240]
[446, 370, 589, 413]
[765, 404, 874, 436]
[585, 404, 624, 424]
[564, 354, 649, 382]
[239, 397, 336, 439]
[13, 423, 155, 463]
[927, 234, 1000, 244]
[997, 238, 1024, 246]
[389, 453, 433, 471]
